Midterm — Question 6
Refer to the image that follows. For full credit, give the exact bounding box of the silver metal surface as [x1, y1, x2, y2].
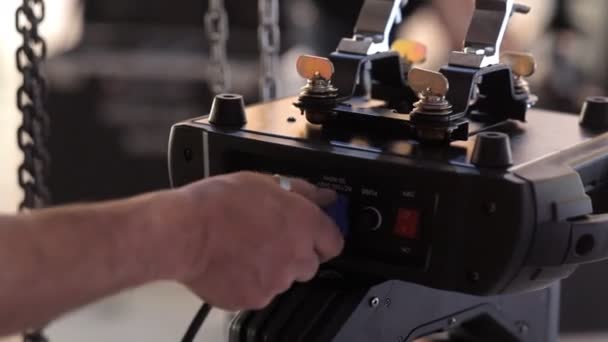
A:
[301, 76, 338, 98]
[337, 0, 408, 55]
[449, 0, 530, 68]
[205, 0, 231, 94]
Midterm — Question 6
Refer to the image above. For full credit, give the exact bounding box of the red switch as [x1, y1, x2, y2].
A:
[394, 208, 421, 240]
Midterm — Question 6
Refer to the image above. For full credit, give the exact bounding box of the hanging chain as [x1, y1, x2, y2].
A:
[205, 0, 231, 94]
[258, 0, 280, 101]
[16, 0, 52, 211]
[16, 0, 52, 341]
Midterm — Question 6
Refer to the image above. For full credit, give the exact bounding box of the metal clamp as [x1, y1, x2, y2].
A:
[449, 0, 530, 68]
[337, 0, 408, 55]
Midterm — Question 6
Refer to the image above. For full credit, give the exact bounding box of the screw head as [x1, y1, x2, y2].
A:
[384, 298, 392, 307]
[370, 297, 380, 308]
[448, 317, 457, 326]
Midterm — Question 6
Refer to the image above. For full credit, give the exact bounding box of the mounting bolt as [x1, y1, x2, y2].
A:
[384, 298, 392, 308]
[370, 297, 380, 308]
[448, 317, 457, 326]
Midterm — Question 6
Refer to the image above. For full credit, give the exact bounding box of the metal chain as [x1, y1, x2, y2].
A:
[16, 0, 52, 211]
[15, 0, 51, 340]
[205, 0, 231, 94]
[258, 0, 280, 101]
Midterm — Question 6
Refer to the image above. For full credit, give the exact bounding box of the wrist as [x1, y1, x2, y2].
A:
[128, 187, 212, 284]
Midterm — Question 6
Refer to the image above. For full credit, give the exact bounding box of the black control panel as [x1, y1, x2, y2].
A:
[227, 151, 435, 271]
[169, 97, 608, 296]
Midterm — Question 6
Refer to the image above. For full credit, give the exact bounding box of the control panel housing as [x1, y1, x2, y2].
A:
[169, 97, 608, 296]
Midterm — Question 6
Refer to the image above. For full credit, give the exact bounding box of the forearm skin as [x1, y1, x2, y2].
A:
[0, 191, 181, 336]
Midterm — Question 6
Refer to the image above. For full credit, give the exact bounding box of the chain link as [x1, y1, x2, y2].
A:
[258, 0, 280, 101]
[16, 0, 51, 340]
[205, 0, 231, 94]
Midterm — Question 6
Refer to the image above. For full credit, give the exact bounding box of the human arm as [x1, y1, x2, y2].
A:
[0, 172, 342, 336]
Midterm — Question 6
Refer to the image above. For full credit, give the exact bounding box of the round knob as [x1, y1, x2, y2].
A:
[209, 94, 247, 127]
[471, 132, 513, 168]
[355, 207, 383, 232]
[580, 96, 608, 131]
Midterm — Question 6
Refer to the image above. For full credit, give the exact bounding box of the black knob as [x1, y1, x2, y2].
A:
[355, 207, 383, 232]
[209, 94, 247, 127]
[471, 132, 513, 168]
[580, 96, 608, 131]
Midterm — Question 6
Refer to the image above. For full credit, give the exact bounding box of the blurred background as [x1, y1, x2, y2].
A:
[0, 0, 607, 341]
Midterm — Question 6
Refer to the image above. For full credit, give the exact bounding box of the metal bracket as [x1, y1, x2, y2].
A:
[440, 64, 529, 122]
[337, 0, 408, 55]
[449, 0, 531, 68]
[229, 280, 560, 342]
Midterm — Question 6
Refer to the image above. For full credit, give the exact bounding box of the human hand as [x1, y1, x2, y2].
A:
[155, 172, 343, 310]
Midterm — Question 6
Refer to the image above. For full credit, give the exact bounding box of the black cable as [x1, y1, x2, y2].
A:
[181, 303, 213, 342]
[23, 331, 49, 342]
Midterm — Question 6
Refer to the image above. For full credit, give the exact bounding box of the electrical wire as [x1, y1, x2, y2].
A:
[181, 303, 213, 342]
